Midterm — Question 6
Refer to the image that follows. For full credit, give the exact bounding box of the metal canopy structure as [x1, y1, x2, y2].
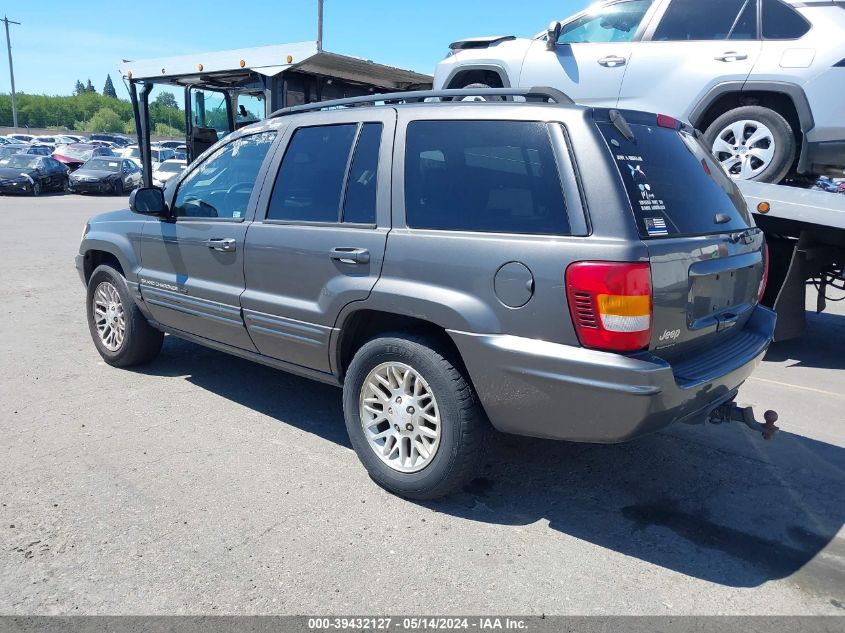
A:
[121, 41, 432, 186]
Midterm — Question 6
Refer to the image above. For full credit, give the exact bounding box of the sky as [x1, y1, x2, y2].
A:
[1, 0, 581, 102]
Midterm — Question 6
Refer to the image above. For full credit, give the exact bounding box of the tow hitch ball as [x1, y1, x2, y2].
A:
[708, 403, 780, 440]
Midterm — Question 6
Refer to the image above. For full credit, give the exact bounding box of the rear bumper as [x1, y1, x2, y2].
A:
[448, 305, 775, 443]
[70, 181, 109, 194]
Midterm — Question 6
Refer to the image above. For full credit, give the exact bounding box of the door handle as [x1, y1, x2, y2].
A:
[715, 52, 748, 62]
[598, 55, 627, 67]
[204, 238, 237, 252]
[330, 247, 370, 264]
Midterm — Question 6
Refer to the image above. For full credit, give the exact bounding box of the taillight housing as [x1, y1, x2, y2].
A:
[758, 243, 770, 303]
[566, 262, 653, 352]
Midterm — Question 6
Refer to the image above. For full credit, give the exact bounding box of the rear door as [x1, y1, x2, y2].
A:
[520, 0, 659, 107]
[595, 111, 765, 353]
[240, 109, 396, 373]
[619, 0, 762, 121]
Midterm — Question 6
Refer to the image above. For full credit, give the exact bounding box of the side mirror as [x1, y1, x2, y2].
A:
[129, 187, 167, 216]
[547, 21, 562, 50]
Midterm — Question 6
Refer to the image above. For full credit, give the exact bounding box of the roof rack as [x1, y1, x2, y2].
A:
[269, 86, 575, 118]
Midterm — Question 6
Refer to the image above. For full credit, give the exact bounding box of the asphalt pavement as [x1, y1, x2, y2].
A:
[0, 193, 843, 615]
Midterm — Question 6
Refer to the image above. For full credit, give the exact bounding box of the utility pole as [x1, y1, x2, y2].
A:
[2, 15, 20, 130]
[317, 0, 324, 51]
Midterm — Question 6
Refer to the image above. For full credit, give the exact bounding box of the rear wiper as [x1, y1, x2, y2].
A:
[609, 109, 635, 142]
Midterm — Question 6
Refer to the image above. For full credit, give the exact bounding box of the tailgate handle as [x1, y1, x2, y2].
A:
[716, 312, 740, 332]
[204, 238, 236, 252]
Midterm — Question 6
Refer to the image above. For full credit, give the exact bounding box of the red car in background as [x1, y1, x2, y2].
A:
[52, 144, 114, 172]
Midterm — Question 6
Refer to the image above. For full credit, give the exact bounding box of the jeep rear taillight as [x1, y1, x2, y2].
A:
[758, 243, 770, 303]
[566, 262, 653, 352]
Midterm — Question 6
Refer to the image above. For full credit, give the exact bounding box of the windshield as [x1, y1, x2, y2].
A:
[0, 146, 22, 158]
[1, 155, 40, 169]
[84, 158, 121, 172]
[123, 148, 141, 159]
[58, 146, 94, 161]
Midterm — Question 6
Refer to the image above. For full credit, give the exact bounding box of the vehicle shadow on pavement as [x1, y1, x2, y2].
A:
[428, 426, 845, 590]
[139, 336, 351, 448]
[139, 337, 844, 591]
[764, 311, 845, 370]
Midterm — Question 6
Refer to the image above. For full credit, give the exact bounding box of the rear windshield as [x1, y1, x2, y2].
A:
[597, 118, 752, 238]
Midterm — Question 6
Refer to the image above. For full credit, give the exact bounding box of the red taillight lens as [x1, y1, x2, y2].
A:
[656, 114, 678, 129]
[758, 243, 769, 303]
[566, 262, 653, 352]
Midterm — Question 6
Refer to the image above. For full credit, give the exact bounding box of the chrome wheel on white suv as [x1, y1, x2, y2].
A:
[712, 120, 776, 180]
[704, 106, 796, 184]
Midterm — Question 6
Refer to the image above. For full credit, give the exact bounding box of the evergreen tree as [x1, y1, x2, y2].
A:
[74, 80, 85, 96]
[103, 75, 118, 99]
[85, 79, 96, 93]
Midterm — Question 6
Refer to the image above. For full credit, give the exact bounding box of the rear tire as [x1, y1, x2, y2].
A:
[86, 264, 163, 367]
[458, 82, 505, 102]
[704, 106, 796, 184]
[343, 333, 489, 499]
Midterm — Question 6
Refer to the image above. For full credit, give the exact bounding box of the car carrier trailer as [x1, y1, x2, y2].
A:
[119, 41, 431, 186]
[740, 181, 845, 341]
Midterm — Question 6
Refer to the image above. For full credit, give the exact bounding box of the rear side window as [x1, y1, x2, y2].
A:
[343, 123, 383, 224]
[654, 0, 756, 40]
[404, 121, 570, 235]
[762, 0, 811, 39]
[597, 118, 752, 238]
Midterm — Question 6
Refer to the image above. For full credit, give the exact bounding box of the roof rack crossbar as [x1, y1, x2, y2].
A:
[269, 86, 575, 118]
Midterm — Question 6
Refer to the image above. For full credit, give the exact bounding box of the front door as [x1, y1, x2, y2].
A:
[619, 0, 762, 120]
[240, 109, 396, 373]
[139, 130, 278, 350]
[519, 0, 658, 107]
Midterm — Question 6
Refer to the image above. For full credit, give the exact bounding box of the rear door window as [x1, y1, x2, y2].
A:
[597, 115, 752, 238]
[654, 0, 755, 40]
[404, 120, 570, 235]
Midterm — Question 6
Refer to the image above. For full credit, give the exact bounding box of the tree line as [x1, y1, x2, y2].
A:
[0, 77, 185, 137]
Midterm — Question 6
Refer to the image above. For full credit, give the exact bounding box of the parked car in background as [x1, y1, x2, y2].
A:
[31, 135, 61, 149]
[0, 154, 69, 195]
[0, 144, 27, 160]
[435, 0, 845, 184]
[89, 133, 132, 147]
[151, 159, 187, 188]
[21, 145, 54, 156]
[76, 89, 776, 498]
[53, 144, 116, 172]
[156, 141, 183, 150]
[70, 157, 141, 195]
[0, 136, 12, 145]
[6, 133, 33, 144]
[121, 146, 176, 167]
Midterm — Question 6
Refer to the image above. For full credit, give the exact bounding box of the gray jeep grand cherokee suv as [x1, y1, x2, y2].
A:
[76, 88, 776, 499]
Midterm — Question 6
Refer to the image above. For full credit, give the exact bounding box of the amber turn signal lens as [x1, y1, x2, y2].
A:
[240, 60, 246, 68]
[198, 63, 203, 71]
[287, 55, 293, 63]
[757, 201, 771, 214]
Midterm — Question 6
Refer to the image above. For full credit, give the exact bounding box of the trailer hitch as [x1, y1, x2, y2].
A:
[708, 402, 779, 440]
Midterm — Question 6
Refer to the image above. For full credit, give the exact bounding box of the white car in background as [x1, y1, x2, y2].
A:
[435, 0, 845, 183]
[151, 159, 187, 188]
[120, 145, 176, 167]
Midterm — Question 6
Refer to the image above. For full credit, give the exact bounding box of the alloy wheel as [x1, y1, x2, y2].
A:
[92, 281, 126, 352]
[712, 120, 776, 180]
[359, 362, 441, 473]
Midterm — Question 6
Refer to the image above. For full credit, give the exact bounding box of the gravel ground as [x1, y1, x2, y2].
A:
[0, 193, 843, 615]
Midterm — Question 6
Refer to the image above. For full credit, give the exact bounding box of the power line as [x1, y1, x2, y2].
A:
[2, 15, 21, 130]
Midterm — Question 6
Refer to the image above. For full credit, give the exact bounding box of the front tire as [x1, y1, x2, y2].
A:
[86, 264, 163, 367]
[31, 181, 42, 197]
[343, 334, 489, 499]
[704, 106, 796, 183]
[112, 179, 124, 196]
